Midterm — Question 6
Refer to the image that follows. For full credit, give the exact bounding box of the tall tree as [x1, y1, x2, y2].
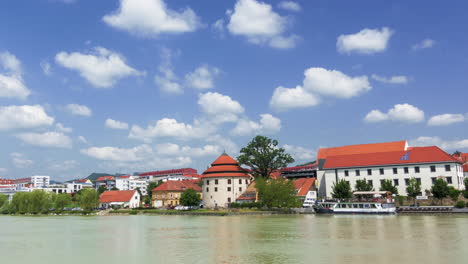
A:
[237, 136, 294, 179]
[55, 193, 72, 211]
[255, 177, 301, 209]
[431, 178, 450, 205]
[0, 194, 8, 208]
[78, 189, 99, 211]
[355, 179, 374, 191]
[380, 179, 398, 195]
[406, 178, 421, 205]
[331, 179, 352, 200]
[179, 189, 201, 207]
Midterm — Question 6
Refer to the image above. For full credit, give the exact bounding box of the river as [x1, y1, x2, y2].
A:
[0, 214, 467, 264]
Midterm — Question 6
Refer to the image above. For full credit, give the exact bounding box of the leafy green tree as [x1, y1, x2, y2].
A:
[379, 179, 398, 195]
[354, 179, 374, 200]
[10, 192, 29, 214]
[331, 179, 352, 200]
[0, 194, 8, 208]
[448, 186, 460, 202]
[431, 178, 449, 205]
[97, 185, 106, 195]
[406, 178, 421, 205]
[179, 188, 201, 207]
[78, 189, 99, 211]
[255, 177, 301, 209]
[465, 178, 468, 191]
[29, 190, 54, 214]
[111, 187, 119, 191]
[237, 136, 294, 179]
[55, 193, 72, 211]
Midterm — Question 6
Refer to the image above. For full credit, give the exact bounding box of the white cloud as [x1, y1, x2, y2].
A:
[232, 113, 281, 136]
[412, 39, 435, 50]
[155, 143, 220, 157]
[49, 160, 78, 171]
[337, 27, 393, 54]
[277, 1, 301, 12]
[212, 19, 225, 33]
[206, 134, 239, 155]
[154, 48, 182, 94]
[0, 51, 31, 99]
[55, 47, 143, 88]
[10, 153, 34, 168]
[364, 104, 425, 123]
[81, 144, 152, 161]
[66, 104, 92, 117]
[129, 118, 208, 142]
[227, 0, 299, 49]
[371, 74, 408, 84]
[427, 113, 465, 126]
[40, 60, 52, 75]
[16, 132, 72, 148]
[56, 123, 73, 133]
[283, 144, 315, 161]
[198, 92, 244, 123]
[410, 136, 468, 150]
[185, 65, 220, 90]
[269, 86, 320, 112]
[105, 118, 129, 130]
[0, 105, 54, 131]
[78, 136, 89, 144]
[103, 0, 201, 37]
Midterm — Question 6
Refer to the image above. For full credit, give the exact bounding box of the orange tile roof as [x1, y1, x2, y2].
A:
[96, 176, 115, 181]
[153, 181, 202, 192]
[211, 153, 238, 165]
[99, 190, 136, 203]
[317, 140, 407, 160]
[76, 179, 90, 183]
[323, 146, 459, 169]
[201, 153, 251, 179]
[293, 178, 316, 196]
[463, 164, 468, 172]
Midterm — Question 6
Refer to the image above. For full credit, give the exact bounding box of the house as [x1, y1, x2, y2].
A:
[99, 190, 140, 209]
[201, 153, 253, 208]
[152, 181, 202, 208]
[316, 142, 465, 198]
[95, 176, 115, 190]
[115, 175, 148, 195]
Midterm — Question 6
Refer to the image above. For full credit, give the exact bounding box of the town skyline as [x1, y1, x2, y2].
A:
[1, 0, 467, 181]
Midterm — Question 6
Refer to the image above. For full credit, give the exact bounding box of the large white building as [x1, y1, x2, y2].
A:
[115, 175, 148, 196]
[316, 141, 465, 198]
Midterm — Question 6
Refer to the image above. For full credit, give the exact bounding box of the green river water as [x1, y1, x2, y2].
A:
[0, 214, 467, 264]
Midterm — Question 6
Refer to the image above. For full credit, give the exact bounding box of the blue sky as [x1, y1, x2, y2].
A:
[0, 0, 467, 181]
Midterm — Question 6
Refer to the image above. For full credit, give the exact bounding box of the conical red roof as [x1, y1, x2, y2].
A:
[211, 152, 238, 166]
[202, 153, 250, 179]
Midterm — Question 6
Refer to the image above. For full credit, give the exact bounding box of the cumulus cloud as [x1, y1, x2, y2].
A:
[0, 105, 54, 131]
[0, 51, 31, 99]
[16, 132, 72, 148]
[66, 104, 92, 117]
[337, 27, 393, 54]
[49, 160, 78, 171]
[410, 136, 468, 150]
[81, 144, 153, 161]
[371, 74, 408, 84]
[10, 153, 34, 168]
[227, 0, 299, 49]
[155, 143, 221, 157]
[154, 48, 183, 94]
[283, 144, 316, 161]
[269, 86, 320, 112]
[197, 92, 244, 123]
[277, 1, 301, 12]
[56, 123, 73, 133]
[412, 39, 435, 50]
[105, 118, 129, 130]
[232, 114, 281, 136]
[185, 65, 220, 90]
[129, 118, 209, 142]
[427, 113, 465, 126]
[364, 104, 425, 123]
[55, 47, 143, 88]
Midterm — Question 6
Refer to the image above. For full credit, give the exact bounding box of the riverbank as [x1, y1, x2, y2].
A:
[109, 208, 315, 216]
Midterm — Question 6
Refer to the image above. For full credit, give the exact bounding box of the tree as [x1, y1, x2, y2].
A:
[145, 181, 162, 206]
[97, 186, 106, 195]
[237, 136, 294, 179]
[453, 150, 461, 156]
[448, 186, 460, 202]
[406, 178, 421, 205]
[431, 179, 450, 205]
[78, 189, 99, 211]
[464, 178, 468, 199]
[331, 179, 352, 200]
[0, 194, 8, 208]
[255, 177, 301, 209]
[380, 179, 398, 195]
[29, 190, 54, 214]
[55, 193, 72, 211]
[354, 179, 374, 200]
[179, 188, 201, 207]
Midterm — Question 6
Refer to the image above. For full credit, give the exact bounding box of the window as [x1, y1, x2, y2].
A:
[215, 179, 218, 185]
[445, 165, 451, 172]
[380, 179, 385, 186]
[393, 179, 399, 186]
[379, 168, 384, 175]
[214, 187, 218, 192]
[404, 167, 409, 174]
[239, 179, 242, 184]
[344, 170, 349, 177]
[228, 179, 231, 184]
[405, 179, 410, 186]
[239, 187, 242, 192]
[367, 169, 372, 176]
[431, 177, 436, 184]
[416, 178, 421, 184]
[227, 187, 231, 191]
[206, 180, 210, 185]
[368, 180, 373, 186]
[355, 170, 360, 176]
[415, 166, 420, 173]
[446, 177, 452, 184]
[393, 168, 398, 174]
[245, 179, 248, 184]
[430, 165, 436, 172]
[228, 197, 231, 203]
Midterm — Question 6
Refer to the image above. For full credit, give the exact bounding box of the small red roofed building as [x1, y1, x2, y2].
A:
[95, 176, 115, 190]
[152, 181, 202, 208]
[201, 152, 252, 208]
[99, 190, 140, 209]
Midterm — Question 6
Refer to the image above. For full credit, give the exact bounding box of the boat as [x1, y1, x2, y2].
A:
[314, 201, 397, 214]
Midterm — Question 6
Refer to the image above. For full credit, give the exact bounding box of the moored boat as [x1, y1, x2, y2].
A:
[314, 201, 397, 214]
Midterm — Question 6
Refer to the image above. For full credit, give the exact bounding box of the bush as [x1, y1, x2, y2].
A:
[455, 201, 465, 208]
[229, 202, 241, 208]
[463, 190, 468, 199]
[129, 210, 138, 215]
[397, 196, 405, 205]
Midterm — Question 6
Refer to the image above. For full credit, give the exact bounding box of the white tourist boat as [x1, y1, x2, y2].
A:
[314, 201, 397, 214]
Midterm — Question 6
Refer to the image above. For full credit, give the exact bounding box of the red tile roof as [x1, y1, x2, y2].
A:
[201, 153, 251, 179]
[96, 176, 115, 182]
[119, 175, 132, 179]
[323, 146, 459, 169]
[293, 178, 316, 196]
[99, 190, 137, 203]
[139, 168, 197, 177]
[281, 163, 317, 172]
[463, 164, 468, 172]
[153, 181, 202, 192]
[318, 140, 407, 160]
[76, 179, 89, 183]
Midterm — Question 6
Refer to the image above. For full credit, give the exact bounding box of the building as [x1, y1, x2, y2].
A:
[44, 182, 83, 194]
[138, 168, 198, 182]
[152, 181, 202, 208]
[95, 176, 115, 190]
[115, 175, 148, 196]
[99, 190, 140, 209]
[201, 153, 252, 208]
[281, 164, 317, 179]
[317, 142, 465, 198]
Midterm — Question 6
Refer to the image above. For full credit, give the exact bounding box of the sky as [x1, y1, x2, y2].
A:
[0, 0, 467, 181]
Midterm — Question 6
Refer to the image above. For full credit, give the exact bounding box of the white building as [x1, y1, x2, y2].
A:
[115, 175, 148, 196]
[201, 153, 252, 208]
[138, 168, 199, 182]
[99, 190, 141, 209]
[44, 182, 83, 194]
[31, 176, 50, 188]
[316, 143, 465, 198]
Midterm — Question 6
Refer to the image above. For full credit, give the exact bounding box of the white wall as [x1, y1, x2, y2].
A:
[202, 177, 251, 208]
